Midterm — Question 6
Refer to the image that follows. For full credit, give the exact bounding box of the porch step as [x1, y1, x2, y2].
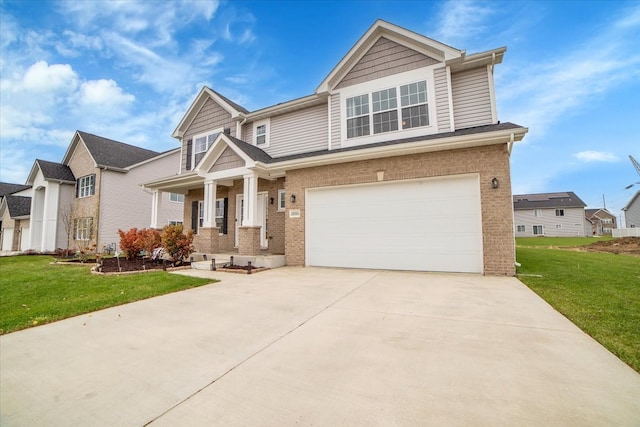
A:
[190, 253, 285, 270]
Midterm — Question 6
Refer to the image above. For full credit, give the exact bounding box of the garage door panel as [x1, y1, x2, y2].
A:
[306, 175, 483, 273]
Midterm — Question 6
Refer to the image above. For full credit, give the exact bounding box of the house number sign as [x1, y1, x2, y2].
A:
[289, 209, 301, 218]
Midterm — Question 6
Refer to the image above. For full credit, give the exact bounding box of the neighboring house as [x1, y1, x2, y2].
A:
[144, 20, 528, 275]
[0, 182, 32, 252]
[513, 192, 588, 237]
[622, 191, 640, 228]
[25, 131, 184, 253]
[585, 208, 617, 236]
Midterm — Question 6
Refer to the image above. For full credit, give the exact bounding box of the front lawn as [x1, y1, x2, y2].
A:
[516, 242, 640, 372]
[0, 255, 213, 334]
[516, 236, 611, 247]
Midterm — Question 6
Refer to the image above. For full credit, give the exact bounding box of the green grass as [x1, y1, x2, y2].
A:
[516, 236, 611, 247]
[0, 255, 213, 334]
[516, 246, 640, 372]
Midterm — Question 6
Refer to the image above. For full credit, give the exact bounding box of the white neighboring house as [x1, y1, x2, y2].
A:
[513, 192, 588, 237]
[24, 131, 184, 253]
[622, 191, 640, 228]
[0, 183, 33, 253]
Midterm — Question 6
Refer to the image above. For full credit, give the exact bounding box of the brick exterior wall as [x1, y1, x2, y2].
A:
[238, 226, 261, 255]
[284, 143, 515, 276]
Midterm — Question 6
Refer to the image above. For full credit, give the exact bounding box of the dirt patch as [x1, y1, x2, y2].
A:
[97, 257, 189, 273]
[578, 237, 640, 256]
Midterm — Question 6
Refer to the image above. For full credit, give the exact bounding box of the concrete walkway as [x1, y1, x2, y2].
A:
[1, 267, 639, 426]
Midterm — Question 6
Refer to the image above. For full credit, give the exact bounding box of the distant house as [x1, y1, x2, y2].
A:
[24, 131, 184, 253]
[513, 192, 588, 237]
[622, 191, 640, 228]
[0, 182, 33, 252]
[585, 208, 617, 236]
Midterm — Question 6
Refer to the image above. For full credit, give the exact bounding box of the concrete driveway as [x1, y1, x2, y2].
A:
[1, 267, 639, 426]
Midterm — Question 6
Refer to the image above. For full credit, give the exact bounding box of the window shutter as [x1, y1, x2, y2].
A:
[75, 179, 80, 198]
[191, 200, 198, 233]
[222, 197, 229, 234]
[185, 139, 193, 171]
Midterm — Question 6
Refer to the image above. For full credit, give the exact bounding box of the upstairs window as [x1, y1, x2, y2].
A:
[346, 80, 430, 139]
[534, 209, 542, 217]
[77, 174, 95, 198]
[170, 193, 184, 203]
[193, 130, 221, 167]
[253, 119, 270, 148]
[555, 209, 564, 217]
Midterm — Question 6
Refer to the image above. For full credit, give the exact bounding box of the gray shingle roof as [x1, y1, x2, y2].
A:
[0, 182, 31, 197]
[210, 89, 250, 114]
[226, 135, 273, 163]
[513, 192, 586, 209]
[36, 159, 76, 182]
[77, 131, 160, 169]
[5, 195, 31, 218]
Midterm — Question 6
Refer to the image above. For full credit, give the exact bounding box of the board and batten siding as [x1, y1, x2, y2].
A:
[514, 207, 587, 237]
[99, 150, 184, 250]
[434, 67, 451, 132]
[335, 37, 439, 90]
[181, 98, 236, 173]
[451, 67, 493, 129]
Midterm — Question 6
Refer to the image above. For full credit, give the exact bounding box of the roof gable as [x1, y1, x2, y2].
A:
[26, 159, 76, 185]
[513, 192, 587, 209]
[622, 191, 640, 211]
[585, 208, 615, 219]
[317, 19, 462, 93]
[173, 87, 248, 138]
[194, 133, 272, 176]
[70, 131, 160, 170]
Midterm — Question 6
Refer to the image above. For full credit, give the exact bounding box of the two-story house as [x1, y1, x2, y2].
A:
[0, 182, 32, 252]
[622, 191, 640, 228]
[144, 20, 528, 275]
[513, 192, 588, 237]
[25, 131, 184, 253]
[585, 208, 617, 236]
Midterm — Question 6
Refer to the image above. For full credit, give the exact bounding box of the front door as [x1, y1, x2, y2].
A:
[235, 192, 268, 248]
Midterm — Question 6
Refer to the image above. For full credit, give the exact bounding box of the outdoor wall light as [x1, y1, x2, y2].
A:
[491, 177, 499, 189]
[290, 194, 296, 203]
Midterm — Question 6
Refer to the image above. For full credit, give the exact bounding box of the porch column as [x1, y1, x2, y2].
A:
[150, 190, 162, 229]
[203, 180, 217, 227]
[242, 173, 258, 226]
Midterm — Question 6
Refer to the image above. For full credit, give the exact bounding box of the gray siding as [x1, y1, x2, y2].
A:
[181, 98, 236, 173]
[625, 197, 640, 228]
[256, 104, 328, 158]
[210, 147, 245, 172]
[434, 67, 451, 132]
[330, 93, 341, 149]
[451, 67, 493, 129]
[335, 37, 439, 90]
[514, 207, 587, 237]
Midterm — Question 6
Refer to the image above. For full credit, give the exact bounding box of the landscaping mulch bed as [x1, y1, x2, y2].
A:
[578, 237, 640, 256]
[97, 257, 190, 273]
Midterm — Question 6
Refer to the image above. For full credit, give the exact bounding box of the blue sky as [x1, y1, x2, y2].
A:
[1, 0, 639, 219]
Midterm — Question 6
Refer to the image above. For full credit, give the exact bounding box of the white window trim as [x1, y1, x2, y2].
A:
[193, 128, 223, 168]
[78, 175, 95, 198]
[338, 67, 437, 148]
[170, 193, 185, 203]
[253, 118, 270, 148]
[198, 200, 204, 230]
[533, 225, 544, 235]
[555, 209, 564, 217]
[277, 189, 286, 212]
[215, 198, 225, 235]
[534, 209, 542, 217]
[169, 220, 183, 226]
[74, 217, 93, 241]
[516, 225, 525, 232]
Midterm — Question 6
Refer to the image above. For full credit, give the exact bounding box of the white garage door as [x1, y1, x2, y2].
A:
[2, 228, 14, 251]
[306, 174, 483, 273]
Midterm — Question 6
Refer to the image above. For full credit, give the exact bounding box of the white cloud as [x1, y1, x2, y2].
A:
[431, 0, 494, 47]
[79, 79, 135, 107]
[573, 151, 619, 163]
[22, 60, 79, 92]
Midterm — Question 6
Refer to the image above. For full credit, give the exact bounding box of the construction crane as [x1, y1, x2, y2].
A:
[624, 155, 640, 189]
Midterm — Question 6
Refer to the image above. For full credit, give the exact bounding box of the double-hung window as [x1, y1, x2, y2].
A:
[346, 95, 370, 138]
[77, 174, 95, 198]
[346, 80, 430, 139]
[533, 225, 543, 235]
[193, 130, 221, 167]
[253, 119, 270, 147]
[277, 189, 286, 211]
[555, 209, 564, 217]
[198, 201, 205, 228]
[74, 217, 93, 241]
[170, 193, 184, 203]
[516, 225, 525, 232]
[215, 199, 225, 230]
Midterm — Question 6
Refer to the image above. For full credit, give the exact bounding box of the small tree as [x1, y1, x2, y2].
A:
[118, 228, 144, 260]
[139, 228, 162, 255]
[161, 224, 194, 266]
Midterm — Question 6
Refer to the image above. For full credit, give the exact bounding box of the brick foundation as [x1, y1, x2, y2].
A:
[193, 227, 220, 253]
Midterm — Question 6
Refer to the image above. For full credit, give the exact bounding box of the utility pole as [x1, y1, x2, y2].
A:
[602, 194, 606, 210]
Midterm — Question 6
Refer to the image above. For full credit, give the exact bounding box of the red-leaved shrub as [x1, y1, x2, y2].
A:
[161, 224, 194, 265]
